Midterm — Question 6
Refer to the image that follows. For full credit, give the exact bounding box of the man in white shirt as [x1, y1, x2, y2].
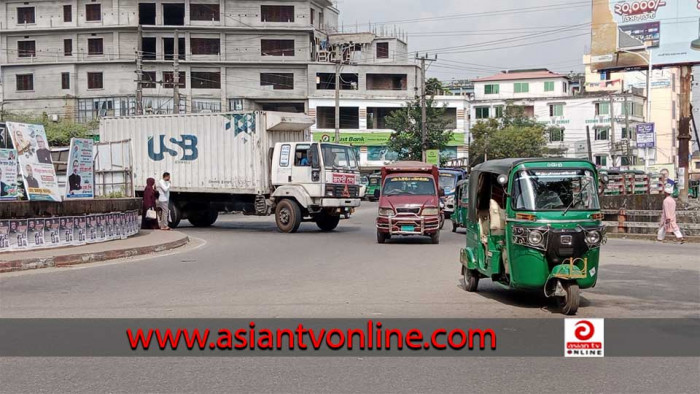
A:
[156, 172, 171, 230]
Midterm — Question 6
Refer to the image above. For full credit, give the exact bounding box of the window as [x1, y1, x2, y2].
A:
[294, 145, 310, 166]
[376, 42, 389, 59]
[87, 72, 103, 89]
[142, 71, 156, 88]
[17, 7, 35, 24]
[85, 4, 101, 21]
[549, 103, 564, 117]
[261, 5, 294, 22]
[63, 5, 72, 22]
[672, 101, 676, 119]
[261, 39, 294, 56]
[366, 74, 407, 90]
[495, 106, 504, 118]
[162, 3, 185, 25]
[88, 38, 103, 55]
[621, 127, 629, 139]
[514, 82, 529, 93]
[316, 107, 359, 129]
[139, 3, 156, 25]
[594, 127, 609, 141]
[595, 155, 607, 167]
[163, 37, 185, 60]
[190, 3, 220, 21]
[279, 144, 291, 167]
[484, 84, 499, 95]
[61, 72, 70, 89]
[17, 41, 36, 58]
[475, 107, 490, 119]
[595, 102, 609, 116]
[142, 37, 156, 60]
[192, 99, 222, 113]
[260, 73, 294, 90]
[229, 99, 243, 111]
[316, 73, 358, 90]
[16, 74, 33, 91]
[163, 71, 186, 88]
[623, 102, 643, 117]
[366, 107, 401, 129]
[191, 71, 220, 89]
[600, 70, 609, 81]
[190, 38, 220, 55]
[544, 81, 555, 92]
[549, 128, 564, 142]
[64, 39, 73, 56]
[695, 162, 700, 170]
[440, 108, 458, 129]
[311, 9, 315, 26]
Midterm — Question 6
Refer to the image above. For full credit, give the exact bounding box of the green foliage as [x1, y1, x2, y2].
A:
[426, 78, 447, 96]
[469, 105, 551, 166]
[2, 112, 97, 147]
[384, 97, 453, 161]
[104, 189, 126, 199]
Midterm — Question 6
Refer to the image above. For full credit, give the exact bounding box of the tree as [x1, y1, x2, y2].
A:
[385, 97, 453, 161]
[469, 105, 550, 166]
[426, 78, 447, 96]
[1, 111, 96, 147]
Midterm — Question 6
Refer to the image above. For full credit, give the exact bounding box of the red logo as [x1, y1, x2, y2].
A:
[342, 184, 351, 198]
[332, 173, 356, 185]
[574, 320, 595, 341]
[614, 0, 666, 16]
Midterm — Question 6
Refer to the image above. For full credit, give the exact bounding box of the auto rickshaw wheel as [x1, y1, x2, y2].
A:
[463, 268, 479, 292]
[557, 282, 580, 315]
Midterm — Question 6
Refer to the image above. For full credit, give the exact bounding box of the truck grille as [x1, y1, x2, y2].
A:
[396, 208, 420, 214]
[327, 184, 360, 198]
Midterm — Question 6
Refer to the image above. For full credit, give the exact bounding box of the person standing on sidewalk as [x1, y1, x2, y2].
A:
[156, 172, 172, 231]
[657, 184, 684, 244]
[141, 178, 159, 230]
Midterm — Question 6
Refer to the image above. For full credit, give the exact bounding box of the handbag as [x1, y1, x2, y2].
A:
[145, 208, 158, 220]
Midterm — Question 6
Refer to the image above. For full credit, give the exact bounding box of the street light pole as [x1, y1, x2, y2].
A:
[644, 48, 652, 172]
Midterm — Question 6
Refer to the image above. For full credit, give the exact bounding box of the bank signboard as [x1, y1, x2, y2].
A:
[313, 132, 465, 147]
[591, 0, 700, 70]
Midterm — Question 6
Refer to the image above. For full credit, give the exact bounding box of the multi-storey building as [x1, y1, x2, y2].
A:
[468, 69, 646, 169]
[2, 1, 420, 122]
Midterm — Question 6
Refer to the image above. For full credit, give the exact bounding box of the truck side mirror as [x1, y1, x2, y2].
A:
[308, 146, 320, 169]
[374, 189, 380, 199]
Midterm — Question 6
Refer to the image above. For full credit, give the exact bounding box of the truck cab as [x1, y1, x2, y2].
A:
[375, 162, 442, 244]
[270, 142, 361, 232]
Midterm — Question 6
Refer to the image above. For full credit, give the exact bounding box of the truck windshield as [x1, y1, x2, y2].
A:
[512, 169, 600, 211]
[439, 173, 457, 193]
[321, 145, 359, 170]
[383, 176, 436, 196]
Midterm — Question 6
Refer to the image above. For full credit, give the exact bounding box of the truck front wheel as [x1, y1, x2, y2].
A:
[188, 209, 219, 228]
[275, 199, 302, 233]
[316, 212, 340, 232]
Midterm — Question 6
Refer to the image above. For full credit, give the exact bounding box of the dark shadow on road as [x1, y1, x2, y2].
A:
[456, 281, 592, 314]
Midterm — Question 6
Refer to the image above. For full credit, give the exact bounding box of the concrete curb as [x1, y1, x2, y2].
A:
[606, 233, 700, 243]
[0, 234, 189, 273]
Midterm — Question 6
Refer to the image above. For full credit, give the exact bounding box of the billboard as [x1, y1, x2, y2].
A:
[0, 149, 20, 200]
[64, 138, 95, 199]
[591, 0, 700, 70]
[6, 122, 62, 202]
[636, 122, 656, 148]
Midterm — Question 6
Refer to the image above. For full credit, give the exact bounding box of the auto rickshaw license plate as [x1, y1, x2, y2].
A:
[401, 225, 415, 232]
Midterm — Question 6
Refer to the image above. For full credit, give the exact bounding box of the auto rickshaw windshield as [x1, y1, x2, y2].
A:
[439, 173, 457, 192]
[512, 169, 600, 211]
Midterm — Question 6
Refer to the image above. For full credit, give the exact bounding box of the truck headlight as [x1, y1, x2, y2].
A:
[586, 230, 601, 245]
[422, 207, 439, 216]
[378, 207, 394, 217]
[528, 230, 544, 246]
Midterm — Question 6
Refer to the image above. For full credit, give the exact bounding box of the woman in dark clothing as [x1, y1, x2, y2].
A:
[141, 178, 160, 229]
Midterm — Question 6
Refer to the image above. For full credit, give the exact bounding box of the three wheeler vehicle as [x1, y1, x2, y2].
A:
[459, 158, 605, 315]
[366, 174, 382, 201]
[451, 179, 469, 232]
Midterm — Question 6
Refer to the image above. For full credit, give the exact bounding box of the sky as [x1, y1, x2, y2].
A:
[337, 0, 592, 81]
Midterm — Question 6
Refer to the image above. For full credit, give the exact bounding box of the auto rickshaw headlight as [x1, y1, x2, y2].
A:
[378, 207, 394, 217]
[528, 230, 544, 246]
[586, 230, 602, 245]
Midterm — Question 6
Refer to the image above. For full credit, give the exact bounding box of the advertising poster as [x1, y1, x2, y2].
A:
[74, 216, 87, 245]
[118, 214, 126, 240]
[65, 138, 95, 199]
[106, 214, 115, 240]
[131, 211, 140, 235]
[591, 0, 700, 70]
[86, 215, 99, 243]
[97, 215, 107, 242]
[0, 220, 10, 251]
[636, 123, 656, 148]
[9, 219, 28, 250]
[6, 122, 62, 202]
[0, 149, 20, 200]
[60, 217, 74, 245]
[27, 218, 45, 249]
[44, 218, 61, 247]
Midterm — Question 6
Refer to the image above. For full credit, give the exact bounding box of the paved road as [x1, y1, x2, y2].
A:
[1, 203, 699, 392]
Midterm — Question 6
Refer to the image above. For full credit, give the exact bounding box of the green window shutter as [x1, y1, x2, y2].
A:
[544, 81, 554, 92]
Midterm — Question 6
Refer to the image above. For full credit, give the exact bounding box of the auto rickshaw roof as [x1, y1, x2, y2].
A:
[471, 158, 595, 176]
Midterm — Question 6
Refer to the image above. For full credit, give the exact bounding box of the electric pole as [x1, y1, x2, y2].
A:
[136, 25, 143, 115]
[609, 93, 616, 168]
[173, 30, 180, 115]
[586, 125, 593, 162]
[416, 53, 437, 162]
[334, 44, 341, 143]
[678, 65, 692, 202]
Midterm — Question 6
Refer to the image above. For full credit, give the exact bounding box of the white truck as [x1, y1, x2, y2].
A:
[99, 112, 361, 233]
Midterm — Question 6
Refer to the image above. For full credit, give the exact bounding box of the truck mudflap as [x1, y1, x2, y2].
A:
[320, 198, 361, 208]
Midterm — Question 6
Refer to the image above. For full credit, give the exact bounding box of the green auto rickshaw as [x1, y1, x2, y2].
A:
[366, 174, 382, 201]
[459, 158, 605, 315]
[451, 179, 469, 233]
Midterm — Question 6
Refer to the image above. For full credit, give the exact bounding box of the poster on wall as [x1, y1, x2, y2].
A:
[74, 216, 87, 245]
[60, 217, 74, 245]
[64, 138, 95, 200]
[97, 215, 107, 242]
[86, 215, 99, 243]
[0, 149, 20, 200]
[9, 219, 28, 250]
[0, 220, 10, 251]
[44, 218, 61, 247]
[27, 218, 45, 249]
[6, 122, 62, 202]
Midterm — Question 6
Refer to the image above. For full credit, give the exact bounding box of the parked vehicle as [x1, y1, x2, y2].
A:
[359, 176, 369, 200]
[99, 112, 361, 233]
[366, 174, 382, 201]
[459, 158, 605, 315]
[375, 162, 443, 244]
[450, 179, 469, 232]
[439, 168, 467, 220]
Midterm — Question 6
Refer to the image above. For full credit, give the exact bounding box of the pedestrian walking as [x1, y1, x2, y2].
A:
[141, 178, 159, 230]
[657, 183, 685, 244]
[156, 172, 172, 230]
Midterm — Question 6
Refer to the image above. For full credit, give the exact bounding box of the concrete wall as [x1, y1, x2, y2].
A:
[0, 198, 142, 219]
